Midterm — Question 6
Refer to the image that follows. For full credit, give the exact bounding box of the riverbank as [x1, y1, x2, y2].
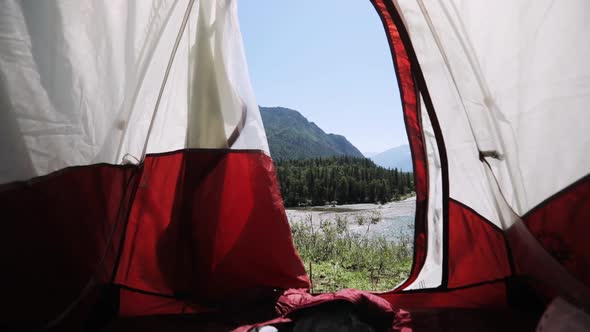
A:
[286, 196, 416, 241]
[286, 197, 415, 292]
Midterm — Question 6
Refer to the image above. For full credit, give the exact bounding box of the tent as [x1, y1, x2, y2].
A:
[0, 0, 588, 330]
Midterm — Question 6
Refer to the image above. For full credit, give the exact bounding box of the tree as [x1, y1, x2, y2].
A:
[274, 156, 414, 207]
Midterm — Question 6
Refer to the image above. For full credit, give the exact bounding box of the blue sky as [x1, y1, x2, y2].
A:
[237, 1, 407, 153]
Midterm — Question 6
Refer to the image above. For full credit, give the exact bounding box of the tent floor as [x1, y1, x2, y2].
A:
[105, 308, 540, 331]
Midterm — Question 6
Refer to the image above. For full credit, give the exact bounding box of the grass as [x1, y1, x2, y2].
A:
[290, 213, 413, 293]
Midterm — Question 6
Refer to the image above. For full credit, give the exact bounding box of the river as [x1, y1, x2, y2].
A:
[286, 196, 416, 242]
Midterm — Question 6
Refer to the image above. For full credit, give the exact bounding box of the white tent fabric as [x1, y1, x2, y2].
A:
[394, 0, 590, 221]
[0, 0, 268, 185]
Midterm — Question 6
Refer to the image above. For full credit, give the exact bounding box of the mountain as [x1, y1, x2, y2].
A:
[370, 144, 413, 172]
[260, 106, 364, 160]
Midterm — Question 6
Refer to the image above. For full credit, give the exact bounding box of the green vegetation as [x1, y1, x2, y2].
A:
[275, 156, 414, 207]
[291, 213, 413, 292]
[261, 107, 416, 291]
[260, 106, 365, 160]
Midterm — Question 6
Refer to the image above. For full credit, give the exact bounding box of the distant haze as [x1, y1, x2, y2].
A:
[239, 1, 407, 152]
[369, 145, 413, 172]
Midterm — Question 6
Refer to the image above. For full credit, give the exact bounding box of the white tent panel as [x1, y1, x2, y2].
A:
[393, 0, 504, 227]
[394, 0, 590, 217]
[0, 0, 268, 185]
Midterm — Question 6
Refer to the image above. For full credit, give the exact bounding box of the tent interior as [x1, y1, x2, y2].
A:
[0, 0, 588, 331]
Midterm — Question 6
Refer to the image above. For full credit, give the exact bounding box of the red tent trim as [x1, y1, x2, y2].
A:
[371, 0, 451, 290]
[522, 175, 590, 287]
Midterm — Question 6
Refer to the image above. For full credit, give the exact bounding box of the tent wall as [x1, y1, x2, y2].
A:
[389, 0, 590, 218]
[0, 0, 269, 185]
[0, 0, 309, 328]
[522, 176, 590, 287]
[0, 150, 310, 327]
[373, 0, 590, 309]
[0, 164, 137, 326]
[114, 149, 309, 316]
